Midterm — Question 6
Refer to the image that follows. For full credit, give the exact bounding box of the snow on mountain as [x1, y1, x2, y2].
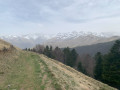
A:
[0, 33, 54, 40]
[54, 31, 112, 40]
[0, 33, 50, 49]
[0, 31, 116, 41]
[43, 31, 120, 48]
[0, 31, 119, 49]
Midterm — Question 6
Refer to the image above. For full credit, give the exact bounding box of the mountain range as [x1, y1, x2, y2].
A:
[1, 31, 120, 49]
[0, 33, 49, 49]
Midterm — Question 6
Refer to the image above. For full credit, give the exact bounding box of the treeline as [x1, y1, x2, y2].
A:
[24, 45, 86, 74]
[94, 40, 120, 89]
[24, 40, 120, 89]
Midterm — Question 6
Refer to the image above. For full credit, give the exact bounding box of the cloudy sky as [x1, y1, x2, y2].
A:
[0, 0, 120, 35]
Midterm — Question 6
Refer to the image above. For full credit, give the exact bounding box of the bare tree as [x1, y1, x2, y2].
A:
[34, 44, 44, 54]
[53, 47, 64, 63]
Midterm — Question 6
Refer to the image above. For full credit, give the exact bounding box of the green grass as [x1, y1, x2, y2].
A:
[0, 50, 116, 90]
[0, 51, 62, 90]
[38, 57, 62, 90]
[2, 52, 39, 90]
[0, 39, 117, 90]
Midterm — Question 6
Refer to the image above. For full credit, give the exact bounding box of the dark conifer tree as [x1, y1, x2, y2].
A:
[44, 45, 54, 59]
[102, 40, 120, 88]
[63, 47, 71, 65]
[94, 52, 103, 81]
[71, 49, 78, 66]
[78, 62, 83, 72]
[63, 48, 78, 67]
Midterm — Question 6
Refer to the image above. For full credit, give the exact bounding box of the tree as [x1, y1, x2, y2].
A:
[28, 48, 31, 51]
[43, 45, 49, 56]
[63, 47, 78, 67]
[53, 47, 64, 63]
[50, 46, 53, 51]
[94, 52, 103, 80]
[34, 44, 44, 54]
[77, 62, 86, 74]
[63, 47, 71, 64]
[102, 40, 120, 89]
[70, 49, 78, 67]
[110, 40, 120, 54]
[43, 45, 54, 59]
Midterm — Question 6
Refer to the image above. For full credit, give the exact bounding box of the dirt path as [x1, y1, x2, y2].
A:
[0, 51, 57, 90]
[0, 51, 116, 90]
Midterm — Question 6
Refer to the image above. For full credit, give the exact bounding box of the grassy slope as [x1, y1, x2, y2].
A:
[0, 50, 58, 90]
[0, 39, 117, 90]
[0, 50, 117, 90]
[0, 39, 11, 50]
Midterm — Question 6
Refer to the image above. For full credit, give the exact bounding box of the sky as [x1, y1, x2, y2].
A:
[0, 0, 120, 35]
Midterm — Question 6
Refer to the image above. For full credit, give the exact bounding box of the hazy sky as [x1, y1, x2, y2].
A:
[0, 0, 120, 35]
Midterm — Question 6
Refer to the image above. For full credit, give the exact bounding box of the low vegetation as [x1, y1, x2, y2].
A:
[25, 45, 87, 75]
[25, 40, 120, 89]
[0, 39, 117, 90]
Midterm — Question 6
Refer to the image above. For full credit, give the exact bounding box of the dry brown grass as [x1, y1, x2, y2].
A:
[0, 39, 117, 90]
[40, 54, 117, 90]
[0, 50, 117, 90]
[0, 39, 11, 50]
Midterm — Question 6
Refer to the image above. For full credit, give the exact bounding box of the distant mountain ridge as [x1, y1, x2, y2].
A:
[43, 32, 120, 48]
[0, 33, 51, 48]
[55, 31, 114, 39]
[0, 31, 120, 49]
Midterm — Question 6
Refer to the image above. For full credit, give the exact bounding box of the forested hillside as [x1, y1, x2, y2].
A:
[29, 40, 120, 89]
[94, 40, 120, 89]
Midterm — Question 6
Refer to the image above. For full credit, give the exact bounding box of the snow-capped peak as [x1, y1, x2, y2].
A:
[0, 33, 54, 40]
[0, 31, 118, 41]
[54, 31, 111, 40]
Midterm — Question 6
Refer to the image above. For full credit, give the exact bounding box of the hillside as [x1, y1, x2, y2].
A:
[0, 39, 117, 90]
[0, 39, 11, 50]
[74, 40, 117, 56]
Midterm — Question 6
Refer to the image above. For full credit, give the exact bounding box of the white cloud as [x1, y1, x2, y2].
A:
[0, 0, 120, 35]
